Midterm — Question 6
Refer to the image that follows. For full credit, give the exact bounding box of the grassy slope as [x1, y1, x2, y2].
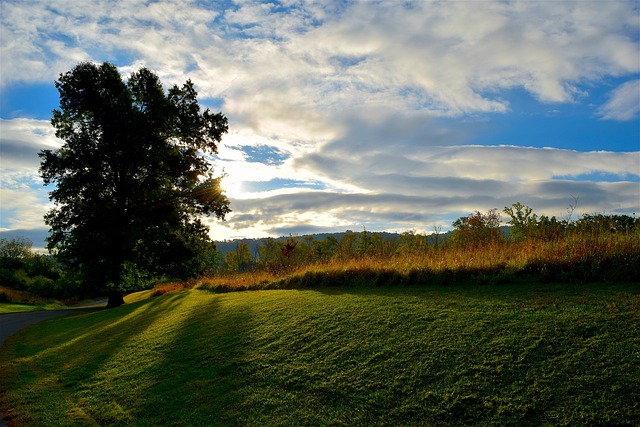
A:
[1, 283, 639, 426]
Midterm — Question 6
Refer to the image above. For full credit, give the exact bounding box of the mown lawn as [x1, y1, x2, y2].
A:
[0, 303, 43, 314]
[0, 303, 67, 314]
[1, 282, 639, 426]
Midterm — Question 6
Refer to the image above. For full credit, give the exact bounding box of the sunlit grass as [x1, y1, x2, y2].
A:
[0, 286, 156, 314]
[1, 284, 639, 425]
[0, 303, 42, 314]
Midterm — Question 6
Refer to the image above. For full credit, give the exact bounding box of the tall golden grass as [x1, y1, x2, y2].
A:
[198, 231, 639, 292]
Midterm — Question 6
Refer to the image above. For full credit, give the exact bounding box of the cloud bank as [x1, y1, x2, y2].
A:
[1, 0, 638, 242]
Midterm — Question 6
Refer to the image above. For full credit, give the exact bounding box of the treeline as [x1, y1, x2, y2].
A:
[0, 237, 78, 301]
[217, 203, 639, 274]
[219, 229, 447, 273]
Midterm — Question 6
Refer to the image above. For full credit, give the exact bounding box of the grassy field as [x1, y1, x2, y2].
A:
[1, 282, 639, 426]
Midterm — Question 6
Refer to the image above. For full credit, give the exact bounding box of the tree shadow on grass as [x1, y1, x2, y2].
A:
[132, 290, 255, 426]
[0, 292, 190, 425]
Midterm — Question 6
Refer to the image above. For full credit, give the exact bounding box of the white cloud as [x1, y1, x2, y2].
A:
[598, 80, 640, 121]
[295, 111, 640, 190]
[2, 0, 638, 117]
[210, 108, 639, 238]
[1, 0, 638, 242]
[0, 118, 62, 173]
[205, 176, 639, 240]
[0, 119, 60, 232]
[0, 186, 52, 230]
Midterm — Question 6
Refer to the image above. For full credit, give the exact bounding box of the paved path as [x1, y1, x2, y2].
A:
[0, 299, 107, 426]
[1, 310, 74, 345]
[0, 299, 108, 346]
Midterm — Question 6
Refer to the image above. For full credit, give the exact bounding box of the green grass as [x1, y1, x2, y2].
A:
[1, 282, 639, 426]
[0, 291, 150, 314]
[0, 303, 43, 314]
[0, 302, 67, 314]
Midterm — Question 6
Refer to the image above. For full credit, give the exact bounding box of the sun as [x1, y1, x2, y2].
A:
[221, 175, 244, 198]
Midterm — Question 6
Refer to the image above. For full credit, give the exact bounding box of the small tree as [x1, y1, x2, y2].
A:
[356, 228, 372, 256]
[312, 236, 339, 262]
[574, 214, 638, 236]
[336, 231, 359, 260]
[396, 231, 429, 255]
[503, 202, 537, 240]
[536, 215, 565, 240]
[223, 242, 253, 272]
[40, 62, 231, 307]
[257, 238, 282, 270]
[450, 209, 502, 247]
[431, 225, 443, 248]
[280, 236, 299, 259]
[0, 237, 33, 269]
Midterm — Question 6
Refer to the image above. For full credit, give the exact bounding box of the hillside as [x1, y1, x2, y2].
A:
[1, 283, 638, 425]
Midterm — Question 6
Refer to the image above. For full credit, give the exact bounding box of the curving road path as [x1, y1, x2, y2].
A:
[0, 299, 108, 346]
[1, 310, 75, 345]
[0, 299, 107, 426]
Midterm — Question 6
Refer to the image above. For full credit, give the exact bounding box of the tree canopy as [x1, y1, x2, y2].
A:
[450, 209, 502, 247]
[40, 62, 230, 307]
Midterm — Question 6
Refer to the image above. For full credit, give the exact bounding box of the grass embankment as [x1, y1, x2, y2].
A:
[1, 283, 639, 426]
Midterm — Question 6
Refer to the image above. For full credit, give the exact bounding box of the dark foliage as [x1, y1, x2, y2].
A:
[40, 62, 230, 307]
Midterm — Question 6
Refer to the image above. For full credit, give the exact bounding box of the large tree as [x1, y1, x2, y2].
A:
[40, 62, 231, 307]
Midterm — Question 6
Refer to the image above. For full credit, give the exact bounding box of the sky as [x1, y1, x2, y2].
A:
[1, 0, 639, 250]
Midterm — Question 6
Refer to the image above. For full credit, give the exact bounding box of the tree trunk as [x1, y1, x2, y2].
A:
[106, 291, 125, 308]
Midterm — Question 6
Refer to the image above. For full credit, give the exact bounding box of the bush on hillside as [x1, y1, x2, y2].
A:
[0, 268, 26, 289]
[28, 276, 58, 298]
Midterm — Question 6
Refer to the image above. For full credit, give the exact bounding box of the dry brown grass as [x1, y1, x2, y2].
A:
[0, 285, 57, 305]
[151, 280, 199, 296]
[198, 232, 639, 292]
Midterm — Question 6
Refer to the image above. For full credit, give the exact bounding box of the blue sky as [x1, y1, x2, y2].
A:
[1, 0, 639, 249]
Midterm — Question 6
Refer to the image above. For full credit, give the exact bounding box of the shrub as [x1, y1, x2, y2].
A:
[0, 268, 26, 289]
[0, 237, 33, 260]
[24, 255, 60, 281]
[28, 275, 57, 298]
[223, 242, 254, 272]
[53, 274, 86, 300]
